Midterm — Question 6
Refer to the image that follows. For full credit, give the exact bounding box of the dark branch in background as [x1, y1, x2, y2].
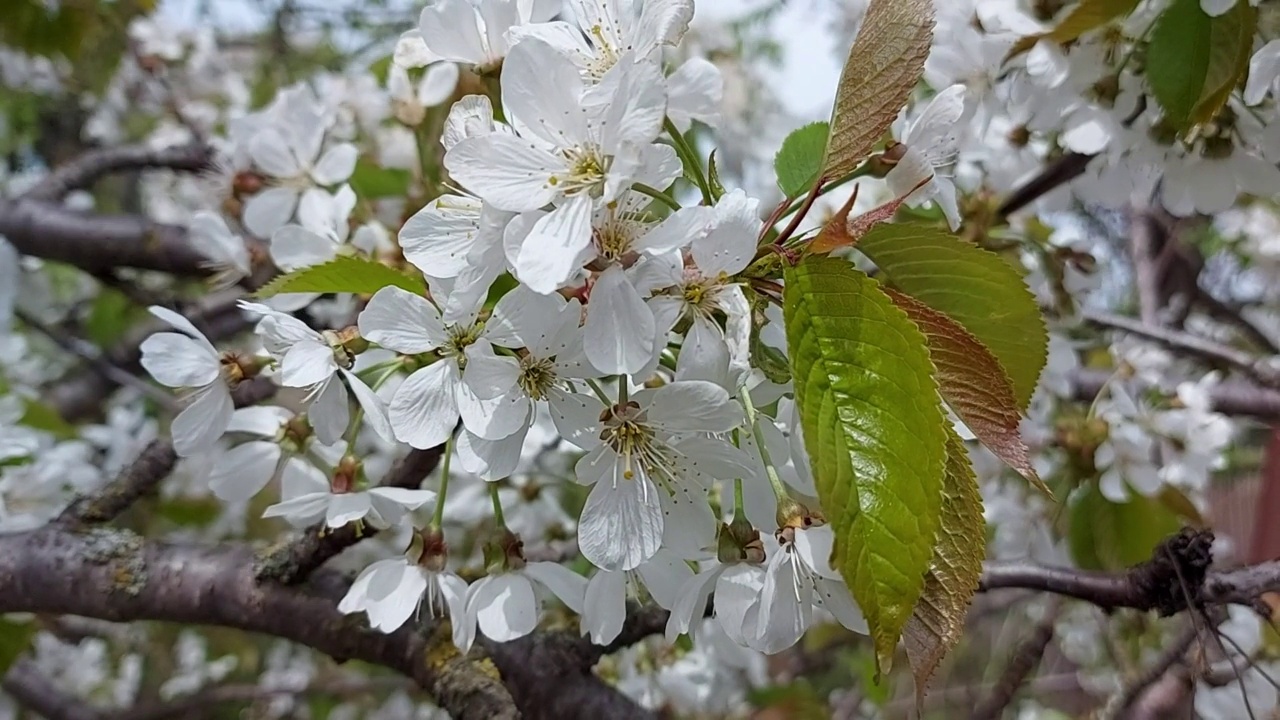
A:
[2, 658, 103, 720]
[22, 142, 214, 202]
[1083, 309, 1280, 388]
[255, 446, 446, 584]
[970, 598, 1062, 720]
[0, 200, 213, 277]
[14, 308, 178, 411]
[1070, 368, 1280, 420]
[112, 677, 409, 720]
[1194, 287, 1280, 355]
[59, 376, 276, 525]
[0, 526, 662, 720]
[997, 152, 1093, 218]
[1110, 621, 1203, 719]
[47, 290, 251, 423]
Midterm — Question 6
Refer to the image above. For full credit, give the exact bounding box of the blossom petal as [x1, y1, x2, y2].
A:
[647, 380, 741, 433]
[419, 0, 487, 65]
[208, 440, 281, 501]
[469, 574, 538, 642]
[172, 384, 234, 457]
[514, 199, 594, 295]
[341, 369, 395, 443]
[140, 333, 219, 388]
[308, 375, 350, 446]
[270, 224, 337, 271]
[311, 143, 358, 185]
[578, 470, 663, 571]
[664, 567, 720, 642]
[523, 561, 588, 614]
[582, 570, 626, 645]
[243, 187, 300, 238]
[326, 492, 372, 527]
[359, 286, 448, 352]
[390, 361, 461, 449]
[583, 264, 654, 375]
[501, 39, 587, 147]
[445, 135, 560, 213]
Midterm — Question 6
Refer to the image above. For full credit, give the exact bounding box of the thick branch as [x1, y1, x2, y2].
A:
[0, 199, 212, 277]
[0, 526, 516, 720]
[255, 446, 446, 583]
[24, 142, 214, 202]
[0, 526, 658, 720]
[981, 530, 1280, 611]
[1070, 368, 1280, 419]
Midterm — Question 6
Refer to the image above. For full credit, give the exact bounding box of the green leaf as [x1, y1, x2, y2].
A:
[1145, 0, 1247, 129]
[903, 426, 985, 704]
[255, 255, 427, 298]
[823, 0, 934, 180]
[857, 222, 1047, 409]
[0, 617, 36, 674]
[708, 149, 728, 201]
[1007, 0, 1142, 57]
[1190, 2, 1256, 126]
[348, 157, 413, 199]
[19, 398, 77, 439]
[774, 122, 830, 198]
[883, 289, 1048, 495]
[84, 288, 146, 347]
[1068, 484, 1185, 571]
[784, 256, 948, 674]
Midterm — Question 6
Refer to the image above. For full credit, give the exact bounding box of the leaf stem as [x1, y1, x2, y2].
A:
[664, 118, 714, 205]
[632, 182, 682, 212]
[740, 385, 789, 501]
[429, 433, 453, 530]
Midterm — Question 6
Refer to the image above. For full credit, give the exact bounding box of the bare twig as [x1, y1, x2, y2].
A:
[1107, 622, 1202, 718]
[2, 658, 103, 720]
[1083, 309, 1280, 388]
[1070, 368, 1280, 419]
[14, 309, 179, 411]
[58, 376, 275, 525]
[997, 152, 1093, 218]
[23, 142, 213, 202]
[254, 446, 446, 584]
[1193, 288, 1280, 355]
[112, 676, 409, 720]
[971, 599, 1063, 720]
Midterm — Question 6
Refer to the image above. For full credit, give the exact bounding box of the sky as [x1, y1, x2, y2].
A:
[155, 0, 847, 121]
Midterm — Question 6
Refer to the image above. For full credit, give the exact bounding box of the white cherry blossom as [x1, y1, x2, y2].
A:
[139, 306, 237, 457]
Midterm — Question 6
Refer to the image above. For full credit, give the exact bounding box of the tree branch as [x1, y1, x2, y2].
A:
[255, 446, 446, 584]
[2, 658, 103, 720]
[1070, 368, 1280, 419]
[58, 376, 276, 525]
[0, 200, 212, 277]
[47, 291, 251, 423]
[23, 142, 214, 202]
[997, 152, 1092, 218]
[971, 598, 1062, 720]
[0, 526, 517, 720]
[1083, 309, 1280, 388]
[0, 525, 658, 720]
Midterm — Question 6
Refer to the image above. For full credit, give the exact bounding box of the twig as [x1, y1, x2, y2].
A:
[14, 309, 180, 411]
[1194, 287, 1280, 355]
[1130, 208, 1165, 326]
[997, 152, 1092, 218]
[255, 446, 446, 584]
[1084, 309, 1280, 388]
[58, 377, 275, 525]
[1070, 368, 1280, 419]
[970, 598, 1063, 720]
[1107, 622, 1202, 718]
[2, 658, 104, 720]
[23, 142, 213, 202]
[112, 676, 409, 720]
